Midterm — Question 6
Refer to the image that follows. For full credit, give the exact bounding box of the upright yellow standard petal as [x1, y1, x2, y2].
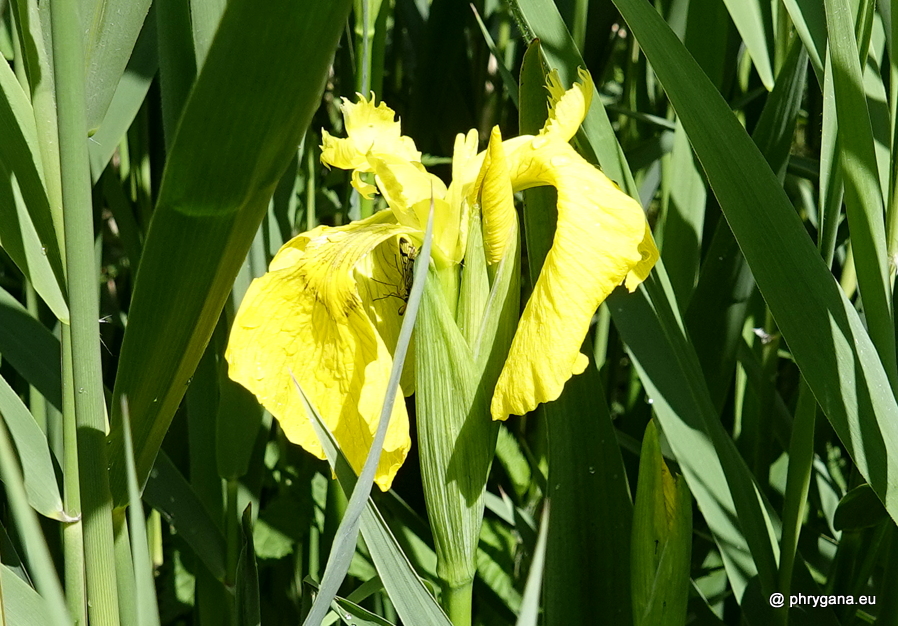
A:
[369, 154, 464, 265]
[226, 216, 414, 490]
[490, 137, 659, 421]
[320, 94, 421, 172]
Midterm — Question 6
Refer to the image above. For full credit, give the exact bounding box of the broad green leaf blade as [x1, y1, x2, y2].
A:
[833, 483, 889, 530]
[863, 32, 890, 208]
[519, 39, 634, 625]
[514, 1, 779, 602]
[631, 420, 691, 626]
[190, 0, 227, 67]
[818, 57, 843, 266]
[679, 0, 731, 89]
[824, 0, 896, 387]
[658, 119, 705, 306]
[607, 271, 777, 600]
[142, 450, 227, 582]
[0, 286, 62, 410]
[184, 337, 231, 625]
[215, 370, 263, 481]
[155, 0, 198, 147]
[719, 0, 775, 89]
[302, 205, 434, 626]
[752, 38, 809, 180]
[82, 0, 153, 131]
[687, 37, 807, 411]
[0, 59, 67, 322]
[185, 336, 225, 515]
[0, 374, 67, 521]
[0, 563, 54, 626]
[217, 237, 266, 482]
[684, 220, 755, 412]
[107, 0, 354, 506]
[88, 14, 158, 181]
[611, 0, 898, 539]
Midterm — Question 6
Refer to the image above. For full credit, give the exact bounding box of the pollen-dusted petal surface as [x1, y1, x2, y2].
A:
[490, 138, 659, 421]
[320, 95, 420, 172]
[226, 217, 414, 490]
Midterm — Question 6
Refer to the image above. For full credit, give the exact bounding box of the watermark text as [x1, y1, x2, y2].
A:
[768, 592, 876, 609]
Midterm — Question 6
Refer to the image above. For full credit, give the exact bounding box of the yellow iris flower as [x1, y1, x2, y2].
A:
[226, 69, 658, 491]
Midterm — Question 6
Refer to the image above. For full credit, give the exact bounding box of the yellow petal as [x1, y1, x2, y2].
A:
[369, 154, 464, 265]
[443, 129, 482, 262]
[451, 129, 481, 184]
[320, 95, 421, 172]
[476, 126, 516, 264]
[542, 68, 593, 143]
[226, 216, 415, 490]
[626, 221, 659, 291]
[356, 236, 419, 395]
[490, 138, 658, 421]
[352, 170, 378, 199]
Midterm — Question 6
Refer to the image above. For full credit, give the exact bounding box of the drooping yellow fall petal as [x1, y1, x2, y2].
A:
[489, 137, 659, 421]
[476, 126, 516, 265]
[320, 95, 421, 172]
[226, 215, 415, 490]
[356, 236, 420, 395]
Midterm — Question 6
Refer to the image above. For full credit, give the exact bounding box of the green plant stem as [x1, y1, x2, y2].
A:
[305, 135, 317, 231]
[50, 0, 120, 622]
[62, 327, 87, 626]
[355, 0, 375, 219]
[355, 0, 373, 95]
[571, 0, 588, 51]
[441, 580, 473, 626]
[21, 4, 84, 614]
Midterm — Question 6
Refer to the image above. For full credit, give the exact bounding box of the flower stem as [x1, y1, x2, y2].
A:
[50, 0, 120, 622]
[441, 579, 473, 626]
